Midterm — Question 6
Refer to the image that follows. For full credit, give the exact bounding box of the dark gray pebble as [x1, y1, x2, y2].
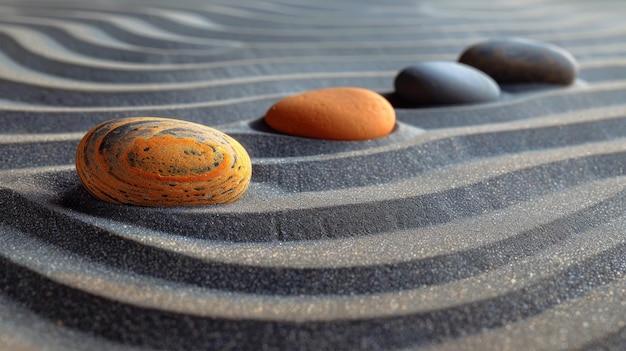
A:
[394, 61, 501, 106]
[458, 38, 578, 85]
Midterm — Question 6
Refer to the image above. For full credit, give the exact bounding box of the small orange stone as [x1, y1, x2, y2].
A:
[264, 87, 396, 141]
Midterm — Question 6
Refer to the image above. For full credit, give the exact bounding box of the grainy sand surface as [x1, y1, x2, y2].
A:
[1, 1, 626, 350]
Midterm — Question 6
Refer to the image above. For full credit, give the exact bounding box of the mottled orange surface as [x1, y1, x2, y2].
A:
[264, 87, 396, 140]
[75, 117, 252, 207]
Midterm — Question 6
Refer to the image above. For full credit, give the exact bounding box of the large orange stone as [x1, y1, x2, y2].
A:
[76, 117, 252, 207]
[264, 87, 396, 141]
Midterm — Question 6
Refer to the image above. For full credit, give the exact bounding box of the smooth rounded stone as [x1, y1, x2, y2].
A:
[75, 117, 252, 207]
[264, 87, 396, 141]
[458, 38, 578, 85]
[393, 61, 501, 105]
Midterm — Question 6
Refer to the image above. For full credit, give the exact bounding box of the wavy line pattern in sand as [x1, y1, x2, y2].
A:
[1, 1, 626, 350]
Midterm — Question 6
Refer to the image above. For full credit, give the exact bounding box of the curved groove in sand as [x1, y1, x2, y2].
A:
[6, 3, 617, 39]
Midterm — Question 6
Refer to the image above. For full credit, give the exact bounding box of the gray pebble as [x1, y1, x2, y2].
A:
[394, 61, 501, 106]
[458, 38, 578, 85]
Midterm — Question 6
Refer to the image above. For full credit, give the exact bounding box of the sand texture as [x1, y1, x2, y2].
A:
[1, 0, 626, 350]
